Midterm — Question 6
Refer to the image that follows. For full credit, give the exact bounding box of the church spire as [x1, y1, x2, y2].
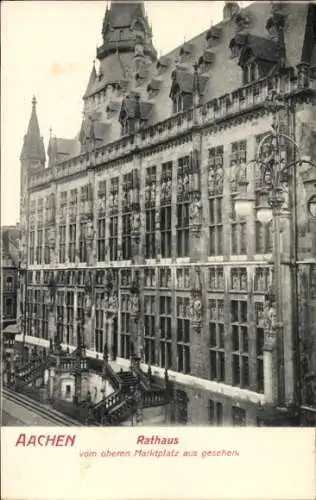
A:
[20, 96, 46, 166]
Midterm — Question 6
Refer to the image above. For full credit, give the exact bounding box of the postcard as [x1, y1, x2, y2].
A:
[1, 1, 316, 499]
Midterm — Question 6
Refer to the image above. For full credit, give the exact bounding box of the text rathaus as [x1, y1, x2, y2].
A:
[17, 1, 316, 426]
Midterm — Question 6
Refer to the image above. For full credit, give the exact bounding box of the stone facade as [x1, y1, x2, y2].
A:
[17, 1, 316, 425]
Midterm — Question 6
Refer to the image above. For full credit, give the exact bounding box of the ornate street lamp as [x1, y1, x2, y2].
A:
[234, 89, 316, 423]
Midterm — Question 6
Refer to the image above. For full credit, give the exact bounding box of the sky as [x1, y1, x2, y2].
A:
[1, 0, 250, 226]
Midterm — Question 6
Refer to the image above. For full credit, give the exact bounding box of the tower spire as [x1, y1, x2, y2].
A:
[20, 96, 46, 165]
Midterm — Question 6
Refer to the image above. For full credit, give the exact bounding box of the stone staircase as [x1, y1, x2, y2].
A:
[13, 356, 47, 389]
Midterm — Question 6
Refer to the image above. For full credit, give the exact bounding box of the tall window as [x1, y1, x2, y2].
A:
[208, 146, 224, 256]
[79, 222, 86, 262]
[95, 292, 104, 353]
[77, 292, 85, 347]
[172, 91, 183, 114]
[231, 299, 249, 388]
[120, 293, 131, 359]
[176, 297, 190, 373]
[68, 223, 76, 263]
[37, 198, 43, 229]
[41, 291, 48, 339]
[159, 295, 172, 369]
[109, 177, 119, 261]
[160, 162, 172, 258]
[56, 292, 64, 344]
[144, 295, 156, 365]
[122, 173, 132, 260]
[69, 189, 77, 222]
[34, 290, 41, 337]
[230, 140, 247, 255]
[97, 216, 106, 262]
[36, 229, 43, 264]
[59, 191, 68, 221]
[44, 228, 50, 264]
[177, 156, 190, 257]
[66, 292, 74, 345]
[29, 231, 35, 265]
[208, 299, 225, 382]
[59, 225, 66, 263]
[208, 266, 224, 291]
[145, 166, 157, 259]
[208, 400, 223, 426]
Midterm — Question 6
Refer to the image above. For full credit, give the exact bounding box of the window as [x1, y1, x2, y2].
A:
[208, 266, 224, 290]
[79, 222, 86, 263]
[159, 296, 172, 369]
[159, 268, 171, 288]
[34, 290, 41, 338]
[144, 295, 156, 365]
[176, 297, 190, 373]
[232, 406, 246, 426]
[59, 191, 67, 221]
[231, 300, 249, 388]
[209, 299, 225, 382]
[242, 62, 259, 85]
[66, 292, 74, 345]
[175, 390, 188, 424]
[97, 215, 106, 262]
[29, 231, 35, 265]
[57, 292, 64, 344]
[77, 292, 85, 347]
[44, 229, 50, 264]
[120, 293, 131, 359]
[95, 293, 104, 354]
[41, 291, 48, 340]
[208, 146, 224, 256]
[69, 189, 77, 222]
[208, 400, 223, 426]
[254, 267, 271, 293]
[176, 268, 191, 289]
[6, 276, 13, 291]
[230, 140, 247, 255]
[109, 178, 119, 261]
[145, 166, 156, 259]
[36, 198, 43, 228]
[36, 229, 43, 264]
[160, 162, 172, 258]
[230, 268, 248, 292]
[6, 298, 13, 317]
[144, 269, 156, 288]
[122, 173, 132, 260]
[59, 225, 66, 263]
[65, 385, 71, 397]
[68, 223, 76, 263]
[177, 156, 190, 257]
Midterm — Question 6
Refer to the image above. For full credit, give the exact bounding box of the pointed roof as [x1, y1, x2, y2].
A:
[20, 96, 46, 163]
[83, 62, 97, 99]
[107, 1, 145, 28]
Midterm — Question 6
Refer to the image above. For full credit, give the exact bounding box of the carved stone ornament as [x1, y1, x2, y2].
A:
[48, 227, 56, 249]
[108, 292, 118, 311]
[189, 267, 203, 332]
[189, 195, 202, 235]
[131, 211, 141, 235]
[85, 219, 94, 242]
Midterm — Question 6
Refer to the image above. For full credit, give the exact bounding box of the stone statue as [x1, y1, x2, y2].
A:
[190, 296, 202, 323]
[131, 212, 141, 232]
[189, 195, 202, 224]
[85, 220, 94, 240]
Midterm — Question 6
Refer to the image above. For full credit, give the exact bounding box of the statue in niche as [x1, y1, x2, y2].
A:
[155, 210, 160, 227]
[177, 179, 183, 197]
[166, 179, 172, 199]
[129, 294, 140, 315]
[131, 212, 141, 233]
[109, 192, 114, 208]
[160, 179, 166, 200]
[85, 220, 94, 241]
[183, 171, 189, 195]
[190, 296, 202, 323]
[189, 195, 202, 225]
[151, 183, 156, 202]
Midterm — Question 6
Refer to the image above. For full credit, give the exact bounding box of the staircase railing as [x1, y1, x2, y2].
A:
[131, 363, 151, 390]
[88, 390, 124, 424]
[104, 362, 122, 391]
[142, 388, 169, 408]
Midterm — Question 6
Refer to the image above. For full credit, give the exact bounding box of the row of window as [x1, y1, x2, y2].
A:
[28, 135, 273, 264]
[26, 290, 265, 393]
[25, 266, 272, 295]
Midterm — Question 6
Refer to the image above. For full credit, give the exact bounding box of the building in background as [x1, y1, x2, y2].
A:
[1, 226, 19, 331]
[17, 1, 316, 425]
